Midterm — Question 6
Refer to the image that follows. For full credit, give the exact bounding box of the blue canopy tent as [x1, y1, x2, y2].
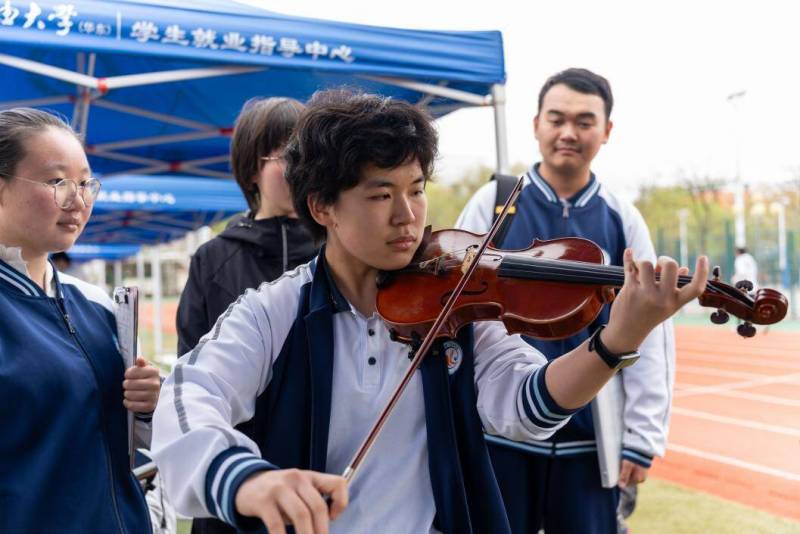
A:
[78, 174, 247, 244]
[68, 243, 142, 261]
[0, 0, 509, 177]
[70, 174, 246, 355]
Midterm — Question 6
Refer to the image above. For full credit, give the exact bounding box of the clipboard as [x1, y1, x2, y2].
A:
[591, 373, 625, 488]
[113, 286, 139, 469]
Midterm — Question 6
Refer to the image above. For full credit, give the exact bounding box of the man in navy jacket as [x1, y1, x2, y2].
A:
[457, 68, 674, 533]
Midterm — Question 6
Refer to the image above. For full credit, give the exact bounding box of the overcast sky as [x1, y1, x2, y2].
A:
[238, 0, 800, 196]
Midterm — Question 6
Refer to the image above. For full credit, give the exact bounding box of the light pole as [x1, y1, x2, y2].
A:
[678, 208, 689, 268]
[770, 201, 788, 289]
[727, 90, 747, 248]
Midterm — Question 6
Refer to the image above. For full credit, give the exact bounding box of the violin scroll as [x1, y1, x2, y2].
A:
[699, 285, 788, 335]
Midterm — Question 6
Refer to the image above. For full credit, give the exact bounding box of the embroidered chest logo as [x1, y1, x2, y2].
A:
[443, 341, 463, 375]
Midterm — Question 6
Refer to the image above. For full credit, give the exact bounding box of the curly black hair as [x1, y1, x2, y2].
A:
[284, 89, 438, 242]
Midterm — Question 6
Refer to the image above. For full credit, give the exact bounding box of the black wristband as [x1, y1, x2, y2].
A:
[588, 325, 640, 370]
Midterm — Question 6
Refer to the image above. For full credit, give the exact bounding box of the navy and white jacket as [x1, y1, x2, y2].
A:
[152, 250, 580, 533]
[456, 164, 676, 476]
[0, 254, 151, 533]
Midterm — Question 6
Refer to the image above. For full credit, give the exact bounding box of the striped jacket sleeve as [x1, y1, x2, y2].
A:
[473, 321, 579, 441]
[151, 286, 286, 526]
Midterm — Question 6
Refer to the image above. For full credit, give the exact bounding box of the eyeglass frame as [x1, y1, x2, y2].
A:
[1, 173, 102, 209]
[260, 156, 286, 163]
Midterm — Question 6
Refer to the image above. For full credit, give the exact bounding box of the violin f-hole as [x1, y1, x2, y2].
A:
[440, 281, 489, 306]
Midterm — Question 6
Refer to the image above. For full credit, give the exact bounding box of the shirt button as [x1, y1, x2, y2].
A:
[368, 357, 377, 365]
[368, 328, 375, 336]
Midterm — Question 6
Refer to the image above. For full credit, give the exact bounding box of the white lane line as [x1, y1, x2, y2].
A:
[677, 364, 782, 380]
[673, 387, 800, 407]
[671, 407, 800, 437]
[678, 352, 800, 371]
[675, 373, 800, 398]
[677, 344, 798, 359]
[667, 443, 800, 482]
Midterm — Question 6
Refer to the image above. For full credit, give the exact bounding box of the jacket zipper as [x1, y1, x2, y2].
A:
[560, 198, 571, 219]
[55, 296, 132, 534]
[281, 221, 288, 272]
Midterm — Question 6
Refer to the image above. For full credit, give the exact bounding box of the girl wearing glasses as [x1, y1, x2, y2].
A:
[0, 108, 160, 533]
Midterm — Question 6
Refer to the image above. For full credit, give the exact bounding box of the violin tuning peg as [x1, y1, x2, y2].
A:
[737, 322, 756, 338]
[735, 280, 754, 292]
[712, 266, 721, 281]
[710, 309, 730, 325]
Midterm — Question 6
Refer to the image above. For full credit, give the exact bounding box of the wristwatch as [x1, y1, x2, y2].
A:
[588, 325, 640, 370]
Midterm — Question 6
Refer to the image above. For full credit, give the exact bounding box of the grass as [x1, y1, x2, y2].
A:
[629, 478, 799, 534]
[174, 478, 799, 533]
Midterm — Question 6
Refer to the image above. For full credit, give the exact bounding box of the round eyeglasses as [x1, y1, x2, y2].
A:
[5, 175, 102, 209]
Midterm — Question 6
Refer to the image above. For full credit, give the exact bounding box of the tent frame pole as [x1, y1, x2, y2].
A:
[1, 53, 509, 175]
[491, 84, 510, 173]
[360, 75, 490, 106]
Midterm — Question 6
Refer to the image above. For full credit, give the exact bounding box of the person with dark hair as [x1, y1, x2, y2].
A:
[0, 107, 160, 532]
[176, 97, 317, 534]
[457, 68, 674, 533]
[152, 88, 706, 533]
[176, 97, 317, 358]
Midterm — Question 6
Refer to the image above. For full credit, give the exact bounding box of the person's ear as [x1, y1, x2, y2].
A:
[603, 119, 613, 144]
[533, 115, 540, 140]
[307, 195, 334, 228]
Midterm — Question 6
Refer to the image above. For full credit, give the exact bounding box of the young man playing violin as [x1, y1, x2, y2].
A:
[152, 88, 707, 534]
[457, 68, 670, 533]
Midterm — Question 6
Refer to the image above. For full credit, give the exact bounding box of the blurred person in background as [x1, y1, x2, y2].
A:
[0, 107, 161, 532]
[176, 97, 318, 534]
[732, 246, 758, 289]
[457, 68, 675, 534]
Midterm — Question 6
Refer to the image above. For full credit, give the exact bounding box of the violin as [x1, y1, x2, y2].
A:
[376, 228, 788, 343]
[339, 175, 788, 487]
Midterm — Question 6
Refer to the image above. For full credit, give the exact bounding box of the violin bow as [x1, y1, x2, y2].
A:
[341, 175, 526, 485]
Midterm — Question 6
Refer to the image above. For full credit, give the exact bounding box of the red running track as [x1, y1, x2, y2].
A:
[651, 324, 800, 521]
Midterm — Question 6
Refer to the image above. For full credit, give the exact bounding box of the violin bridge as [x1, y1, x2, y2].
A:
[461, 246, 477, 274]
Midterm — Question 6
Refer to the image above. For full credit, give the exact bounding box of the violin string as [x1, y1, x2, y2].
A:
[412, 247, 753, 306]
[500, 255, 748, 302]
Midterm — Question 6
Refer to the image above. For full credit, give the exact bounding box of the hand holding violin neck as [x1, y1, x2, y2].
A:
[605, 251, 709, 352]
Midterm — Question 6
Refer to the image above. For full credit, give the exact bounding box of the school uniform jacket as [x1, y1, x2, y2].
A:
[152, 250, 580, 533]
[0, 257, 151, 533]
[456, 165, 676, 479]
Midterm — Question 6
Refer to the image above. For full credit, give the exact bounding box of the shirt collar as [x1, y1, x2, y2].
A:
[527, 163, 601, 207]
[315, 247, 352, 314]
[0, 244, 54, 297]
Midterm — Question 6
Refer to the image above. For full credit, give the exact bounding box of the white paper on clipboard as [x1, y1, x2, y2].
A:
[113, 286, 139, 468]
[113, 286, 139, 369]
